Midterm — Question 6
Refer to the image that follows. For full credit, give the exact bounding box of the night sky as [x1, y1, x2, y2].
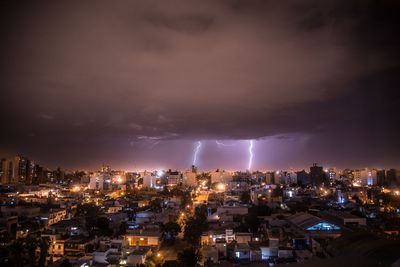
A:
[1, 1, 399, 171]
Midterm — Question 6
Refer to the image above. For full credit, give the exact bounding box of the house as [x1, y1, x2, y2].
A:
[124, 229, 161, 247]
[126, 247, 152, 266]
[233, 243, 251, 263]
[235, 232, 252, 244]
[64, 236, 96, 259]
[201, 245, 219, 265]
[321, 210, 367, 227]
[287, 212, 341, 238]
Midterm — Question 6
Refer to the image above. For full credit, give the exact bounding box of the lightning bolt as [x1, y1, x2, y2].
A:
[193, 141, 202, 166]
[216, 140, 235, 146]
[248, 140, 254, 170]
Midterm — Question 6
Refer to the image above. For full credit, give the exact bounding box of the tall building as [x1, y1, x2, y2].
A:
[34, 164, 46, 184]
[285, 171, 297, 185]
[183, 171, 197, 186]
[166, 170, 181, 186]
[89, 173, 109, 190]
[26, 159, 35, 184]
[265, 172, 275, 184]
[210, 170, 232, 184]
[296, 170, 310, 186]
[101, 164, 111, 175]
[353, 169, 377, 186]
[15, 155, 27, 183]
[377, 170, 386, 186]
[309, 163, 327, 186]
[386, 169, 400, 186]
[0, 159, 11, 184]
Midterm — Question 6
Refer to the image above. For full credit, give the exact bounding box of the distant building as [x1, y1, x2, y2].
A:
[183, 171, 197, 186]
[377, 170, 386, 186]
[210, 170, 232, 184]
[309, 163, 327, 186]
[0, 158, 12, 183]
[89, 173, 110, 190]
[386, 169, 400, 185]
[353, 169, 377, 186]
[296, 170, 310, 186]
[142, 174, 158, 188]
[166, 170, 181, 186]
[15, 155, 27, 183]
[285, 171, 297, 185]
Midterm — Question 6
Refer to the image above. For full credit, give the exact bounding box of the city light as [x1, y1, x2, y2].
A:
[217, 183, 225, 191]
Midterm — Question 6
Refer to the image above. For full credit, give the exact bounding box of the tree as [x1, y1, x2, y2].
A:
[25, 237, 38, 267]
[85, 215, 97, 233]
[96, 217, 113, 236]
[180, 192, 193, 209]
[117, 221, 127, 236]
[244, 212, 260, 234]
[177, 248, 201, 267]
[194, 204, 208, 223]
[161, 222, 181, 242]
[184, 217, 204, 247]
[146, 253, 164, 267]
[76, 203, 101, 217]
[150, 198, 163, 212]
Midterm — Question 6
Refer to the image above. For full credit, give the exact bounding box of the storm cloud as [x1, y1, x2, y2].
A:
[1, 0, 399, 170]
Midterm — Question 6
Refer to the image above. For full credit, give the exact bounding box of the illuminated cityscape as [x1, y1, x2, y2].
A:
[1, 1, 400, 267]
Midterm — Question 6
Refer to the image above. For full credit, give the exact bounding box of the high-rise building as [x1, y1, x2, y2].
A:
[353, 169, 377, 186]
[296, 170, 310, 186]
[166, 170, 181, 186]
[15, 155, 27, 183]
[285, 171, 297, 185]
[183, 170, 197, 186]
[386, 169, 400, 186]
[101, 164, 111, 175]
[310, 163, 327, 186]
[26, 160, 35, 184]
[0, 159, 11, 184]
[34, 164, 46, 184]
[377, 170, 386, 186]
[210, 170, 232, 184]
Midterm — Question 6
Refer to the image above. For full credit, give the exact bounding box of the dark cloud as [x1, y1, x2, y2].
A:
[0, 0, 399, 170]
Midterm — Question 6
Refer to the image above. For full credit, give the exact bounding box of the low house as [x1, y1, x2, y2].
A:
[287, 212, 341, 238]
[124, 229, 161, 247]
[64, 236, 96, 260]
[126, 247, 152, 266]
[201, 245, 219, 265]
[233, 243, 251, 263]
[235, 232, 252, 244]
